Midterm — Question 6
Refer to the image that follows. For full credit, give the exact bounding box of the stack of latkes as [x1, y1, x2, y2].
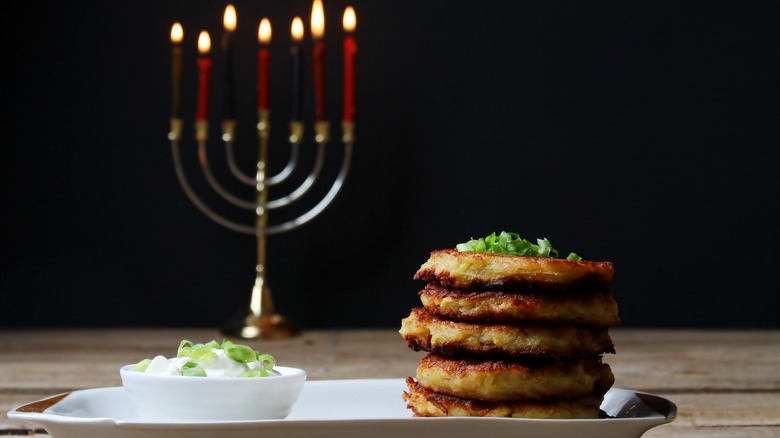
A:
[400, 249, 620, 419]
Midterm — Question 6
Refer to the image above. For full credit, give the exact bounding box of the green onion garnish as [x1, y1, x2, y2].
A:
[239, 370, 269, 378]
[181, 361, 207, 377]
[171, 339, 277, 377]
[224, 341, 258, 364]
[257, 354, 275, 370]
[136, 358, 152, 372]
[177, 340, 220, 362]
[456, 231, 582, 261]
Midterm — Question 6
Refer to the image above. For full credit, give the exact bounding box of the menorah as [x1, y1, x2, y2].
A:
[166, 3, 357, 339]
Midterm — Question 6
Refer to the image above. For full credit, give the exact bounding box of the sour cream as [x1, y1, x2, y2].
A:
[143, 348, 280, 378]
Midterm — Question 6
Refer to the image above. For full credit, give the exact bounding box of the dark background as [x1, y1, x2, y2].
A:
[3, 2, 778, 330]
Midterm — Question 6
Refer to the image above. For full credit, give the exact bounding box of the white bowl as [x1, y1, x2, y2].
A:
[119, 365, 306, 422]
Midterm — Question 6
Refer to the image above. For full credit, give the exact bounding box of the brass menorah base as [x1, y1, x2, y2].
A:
[223, 284, 297, 339]
[170, 112, 354, 339]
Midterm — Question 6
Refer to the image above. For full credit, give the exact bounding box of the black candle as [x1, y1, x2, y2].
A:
[290, 17, 304, 122]
[170, 23, 183, 119]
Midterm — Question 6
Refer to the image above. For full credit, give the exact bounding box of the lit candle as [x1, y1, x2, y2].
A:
[342, 7, 356, 122]
[170, 23, 183, 119]
[291, 17, 304, 122]
[196, 31, 212, 122]
[311, 0, 327, 121]
[222, 5, 237, 120]
[257, 18, 271, 111]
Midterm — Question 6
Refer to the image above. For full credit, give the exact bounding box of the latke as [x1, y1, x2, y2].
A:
[414, 249, 614, 291]
[403, 377, 602, 419]
[415, 353, 614, 401]
[400, 308, 615, 359]
[420, 283, 620, 326]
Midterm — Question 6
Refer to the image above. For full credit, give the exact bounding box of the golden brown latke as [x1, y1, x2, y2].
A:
[415, 353, 614, 402]
[403, 377, 603, 419]
[420, 283, 620, 326]
[400, 308, 615, 359]
[414, 249, 614, 291]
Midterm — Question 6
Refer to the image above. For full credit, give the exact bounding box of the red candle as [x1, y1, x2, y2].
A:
[342, 7, 356, 122]
[196, 31, 212, 122]
[257, 18, 271, 110]
[311, 0, 327, 121]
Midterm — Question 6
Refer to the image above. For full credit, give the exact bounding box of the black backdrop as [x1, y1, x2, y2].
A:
[3, 1, 778, 329]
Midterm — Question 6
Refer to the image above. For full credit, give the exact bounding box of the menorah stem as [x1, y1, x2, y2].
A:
[254, 113, 269, 328]
[225, 109, 296, 339]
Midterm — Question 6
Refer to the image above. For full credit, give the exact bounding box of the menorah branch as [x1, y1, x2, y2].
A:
[226, 141, 300, 187]
[225, 110, 301, 187]
[171, 139, 352, 236]
[198, 141, 327, 211]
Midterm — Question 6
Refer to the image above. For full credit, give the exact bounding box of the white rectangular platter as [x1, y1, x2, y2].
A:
[8, 379, 675, 438]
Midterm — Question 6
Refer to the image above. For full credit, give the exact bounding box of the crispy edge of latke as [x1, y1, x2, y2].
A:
[413, 249, 614, 292]
[415, 353, 615, 402]
[403, 377, 602, 419]
[419, 283, 621, 326]
[401, 307, 616, 359]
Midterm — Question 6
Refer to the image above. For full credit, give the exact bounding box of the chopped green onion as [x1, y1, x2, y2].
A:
[257, 354, 275, 371]
[221, 340, 235, 349]
[456, 231, 580, 260]
[177, 340, 220, 363]
[225, 343, 258, 364]
[136, 358, 152, 372]
[169, 339, 276, 376]
[239, 370, 269, 378]
[181, 361, 207, 377]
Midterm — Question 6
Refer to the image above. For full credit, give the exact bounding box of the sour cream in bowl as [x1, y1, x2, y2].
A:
[120, 340, 306, 422]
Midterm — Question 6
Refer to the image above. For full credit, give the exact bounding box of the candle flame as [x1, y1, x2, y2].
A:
[198, 31, 211, 54]
[171, 23, 183, 43]
[291, 17, 304, 41]
[224, 5, 237, 31]
[343, 7, 355, 32]
[259, 18, 271, 44]
[311, 0, 324, 39]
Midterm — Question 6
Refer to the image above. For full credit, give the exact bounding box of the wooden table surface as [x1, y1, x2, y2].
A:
[1, 328, 778, 437]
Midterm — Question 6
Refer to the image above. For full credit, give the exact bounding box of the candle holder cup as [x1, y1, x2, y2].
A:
[169, 110, 353, 339]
